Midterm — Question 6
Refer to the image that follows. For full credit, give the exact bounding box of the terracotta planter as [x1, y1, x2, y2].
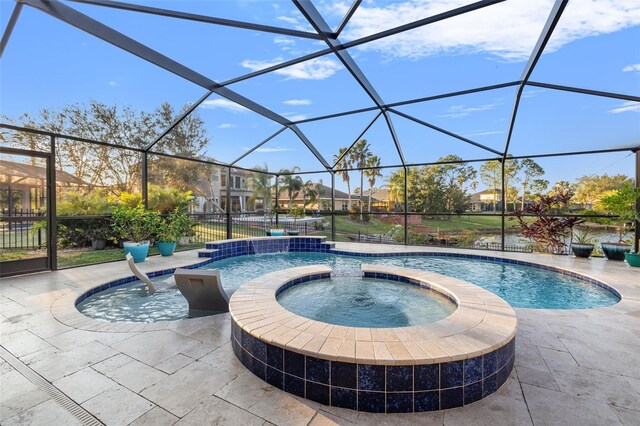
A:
[601, 242, 632, 261]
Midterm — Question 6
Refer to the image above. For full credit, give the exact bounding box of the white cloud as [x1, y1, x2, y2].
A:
[274, 36, 296, 46]
[277, 16, 299, 25]
[283, 113, 309, 121]
[522, 89, 546, 98]
[336, 0, 640, 62]
[276, 15, 313, 32]
[240, 57, 342, 80]
[283, 99, 312, 105]
[217, 123, 237, 129]
[437, 103, 498, 119]
[108, 80, 118, 87]
[243, 146, 292, 153]
[622, 63, 640, 72]
[608, 101, 640, 114]
[462, 130, 504, 137]
[200, 99, 248, 113]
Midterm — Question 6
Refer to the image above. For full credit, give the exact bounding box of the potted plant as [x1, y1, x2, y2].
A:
[86, 217, 112, 250]
[570, 230, 595, 258]
[598, 184, 639, 261]
[287, 205, 304, 235]
[624, 241, 640, 267]
[156, 210, 184, 256]
[111, 204, 159, 263]
[173, 212, 195, 246]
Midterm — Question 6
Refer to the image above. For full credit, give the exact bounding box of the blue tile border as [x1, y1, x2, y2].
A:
[231, 318, 515, 413]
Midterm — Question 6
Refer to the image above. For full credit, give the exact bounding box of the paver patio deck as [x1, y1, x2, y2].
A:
[1, 242, 639, 425]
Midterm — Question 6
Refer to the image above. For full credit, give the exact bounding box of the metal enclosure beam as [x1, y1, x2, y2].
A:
[295, 0, 407, 167]
[0, 2, 23, 58]
[146, 90, 212, 151]
[68, 0, 323, 40]
[334, 0, 360, 38]
[226, 166, 232, 239]
[502, 0, 568, 159]
[221, 0, 503, 88]
[295, 0, 385, 109]
[23, 0, 331, 171]
[141, 151, 148, 208]
[331, 172, 336, 241]
[48, 135, 57, 271]
[288, 126, 332, 170]
[633, 149, 640, 253]
[231, 127, 287, 166]
[526, 81, 640, 103]
[389, 109, 503, 156]
[332, 111, 383, 169]
[382, 111, 406, 166]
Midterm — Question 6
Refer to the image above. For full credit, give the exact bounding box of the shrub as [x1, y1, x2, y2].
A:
[511, 192, 584, 254]
[111, 204, 160, 243]
[53, 190, 114, 248]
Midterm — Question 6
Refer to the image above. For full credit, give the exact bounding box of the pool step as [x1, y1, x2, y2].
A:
[198, 249, 219, 258]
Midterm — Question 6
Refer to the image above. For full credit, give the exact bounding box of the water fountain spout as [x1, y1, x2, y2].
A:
[126, 253, 156, 294]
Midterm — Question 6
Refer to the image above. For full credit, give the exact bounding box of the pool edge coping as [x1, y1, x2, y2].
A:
[229, 264, 517, 366]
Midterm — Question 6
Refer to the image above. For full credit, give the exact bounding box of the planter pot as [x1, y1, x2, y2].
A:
[177, 236, 190, 246]
[91, 239, 106, 250]
[123, 241, 150, 263]
[286, 230, 300, 236]
[156, 241, 177, 257]
[268, 229, 285, 236]
[570, 243, 594, 259]
[601, 242, 632, 261]
[624, 252, 640, 267]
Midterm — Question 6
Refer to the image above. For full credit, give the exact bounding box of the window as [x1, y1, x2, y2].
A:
[221, 174, 226, 187]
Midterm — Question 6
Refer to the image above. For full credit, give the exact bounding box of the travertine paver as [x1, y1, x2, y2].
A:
[2, 399, 82, 426]
[81, 385, 154, 426]
[52, 367, 117, 403]
[0, 243, 638, 425]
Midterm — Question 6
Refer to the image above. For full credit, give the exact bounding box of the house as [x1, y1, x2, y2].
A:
[469, 189, 501, 212]
[192, 166, 256, 214]
[276, 182, 351, 211]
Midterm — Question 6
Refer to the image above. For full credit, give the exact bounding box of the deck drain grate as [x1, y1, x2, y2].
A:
[0, 345, 103, 426]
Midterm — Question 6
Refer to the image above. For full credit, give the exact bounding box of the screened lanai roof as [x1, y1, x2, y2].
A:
[0, 0, 639, 176]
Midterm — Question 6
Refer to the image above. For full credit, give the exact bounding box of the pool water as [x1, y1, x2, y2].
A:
[277, 276, 455, 328]
[77, 252, 620, 322]
[204, 253, 619, 310]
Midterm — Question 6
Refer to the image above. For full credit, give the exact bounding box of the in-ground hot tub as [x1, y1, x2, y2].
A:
[229, 264, 517, 413]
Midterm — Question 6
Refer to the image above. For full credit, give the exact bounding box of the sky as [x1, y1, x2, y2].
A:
[1, 0, 639, 193]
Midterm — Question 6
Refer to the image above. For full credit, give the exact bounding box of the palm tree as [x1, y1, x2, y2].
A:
[278, 166, 304, 209]
[334, 147, 353, 210]
[303, 180, 319, 210]
[364, 155, 382, 213]
[247, 163, 272, 214]
[350, 139, 372, 218]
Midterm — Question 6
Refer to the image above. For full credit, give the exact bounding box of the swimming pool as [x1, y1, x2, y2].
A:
[77, 250, 620, 323]
[204, 252, 620, 310]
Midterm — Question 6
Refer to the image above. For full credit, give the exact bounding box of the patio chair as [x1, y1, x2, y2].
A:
[126, 252, 156, 294]
[173, 268, 231, 317]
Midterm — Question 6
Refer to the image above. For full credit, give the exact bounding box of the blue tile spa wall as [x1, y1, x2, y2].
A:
[231, 273, 514, 413]
[231, 320, 515, 413]
[200, 237, 335, 260]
